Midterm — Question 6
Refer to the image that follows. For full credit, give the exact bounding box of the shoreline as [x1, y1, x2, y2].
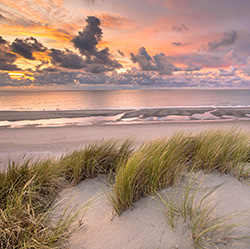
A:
[1, 106, 250, 129]
[1, 106, 250, 122]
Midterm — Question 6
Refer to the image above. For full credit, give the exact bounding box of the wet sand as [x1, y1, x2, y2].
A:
[1, 106, 250, 122]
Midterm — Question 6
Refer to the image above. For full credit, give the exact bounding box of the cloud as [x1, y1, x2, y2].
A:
[183, 62, 202, 72]
[225, 50, 237, 60]
[130, 47, 179, 75]
[218, 66, 237, 76]
[240, 56, 250, 76]
[171, 41, 189, 47]
[130, 47, 155, 71]
[98, 13, 133, 29]
[82, 0, 96, 5]
[207, 30, 238, 51]
[72, 16, 103, 57]
[172, 24, 189, 32]
[0, 38, 19, 71]
[71, 16, 122, 70]
[0, 14, 5, 20]
[49, 49, 86, 69]
[153, 53, 179, 75]
[118, 49, 125, 57]
[11, 37, 47, 60]
[0, 58, 19, 71]
[84, 64, 113, 73]
[0, 36, 7, 45]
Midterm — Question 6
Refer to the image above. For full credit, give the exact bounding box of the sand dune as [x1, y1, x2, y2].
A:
[54, 172, 250, 249]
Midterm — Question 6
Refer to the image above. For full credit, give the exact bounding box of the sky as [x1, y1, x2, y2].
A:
[1, 0, 250, 89]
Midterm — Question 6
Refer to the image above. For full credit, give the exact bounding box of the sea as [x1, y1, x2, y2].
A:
[1, 89, 250, 110]
[1, 89, 250, 127]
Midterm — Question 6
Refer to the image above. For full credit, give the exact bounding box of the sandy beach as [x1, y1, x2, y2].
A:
[1, 118, 250, 170]
[1, 106, 250, 169]
[2, 109, 250, 248]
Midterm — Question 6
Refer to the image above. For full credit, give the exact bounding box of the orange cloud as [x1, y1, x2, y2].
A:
[0, 25, 74, 47]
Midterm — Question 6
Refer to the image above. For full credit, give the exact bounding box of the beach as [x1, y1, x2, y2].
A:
[2, 108, 250, 248]
[1, 109, 250, 169]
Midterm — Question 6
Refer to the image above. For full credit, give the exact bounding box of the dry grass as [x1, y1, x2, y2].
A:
[158, 173, 250, 248]
[60, 139, 134, 185]
[111, 128, 250, 214]
[1, 129, 250, 247]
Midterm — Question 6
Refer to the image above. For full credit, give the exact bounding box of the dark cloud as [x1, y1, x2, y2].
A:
[91, 47, 122, 68]
[207, 30, 238, 51]
[85, 64, 113, 73]
[130, 47, 154, 71]
[0, 14, 5, 20]
[71, 16, 122, 71]
[0, 36, 7, 45]
[130, 47, 179, 75]
[0, 65, 249, 89]
[171, 41, 189, 47]
[0, 38, 19, 71]
[42, 67, 60, 72]
[11, 37, 47, 60]
[184, 63, 202, 72]
[72, 16, 102, 57]
[153, 53, 180, 75]
[0, 60, 19, 71]
[172, 24, 189, 32]
[118, 49, 125, 57]
[50, 49, 86, 69]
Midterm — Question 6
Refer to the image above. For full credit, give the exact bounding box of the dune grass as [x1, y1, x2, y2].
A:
[110, 133, 191, 214]
[0, 160, 68, 248]
[188, 128, 250, 175]
[157, 173, 249, 248]
[1, 129, 250, 247]
[60, 139, 134, 185]
[111, 129, 250, 214]
[0, 139, 134, 248]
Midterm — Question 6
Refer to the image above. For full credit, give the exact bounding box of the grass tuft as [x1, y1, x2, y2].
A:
[60, 139, 134, 185]
[0, 139, 134, 248]
[158, 173, 249, 248]
[0, 160, 74, 248]
[110, 128, 250, 214]
[188, 128, 250, 174]
[111, 133, 190, 214]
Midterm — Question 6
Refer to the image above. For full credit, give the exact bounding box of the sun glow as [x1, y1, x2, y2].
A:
[8, 72, 35, 81]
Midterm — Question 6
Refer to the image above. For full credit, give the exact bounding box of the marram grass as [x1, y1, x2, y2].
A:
[1, 129, 250, 247]
[0, 139, 134, 248]
[158, 173, 250, 248]
[60, 138, 134, 185]
[111, 128, 250, 214]
[0, 160, 68, 248]
[110, 133, 190, 214]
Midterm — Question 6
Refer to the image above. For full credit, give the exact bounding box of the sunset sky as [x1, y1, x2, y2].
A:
[1, 0, 250, 89]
